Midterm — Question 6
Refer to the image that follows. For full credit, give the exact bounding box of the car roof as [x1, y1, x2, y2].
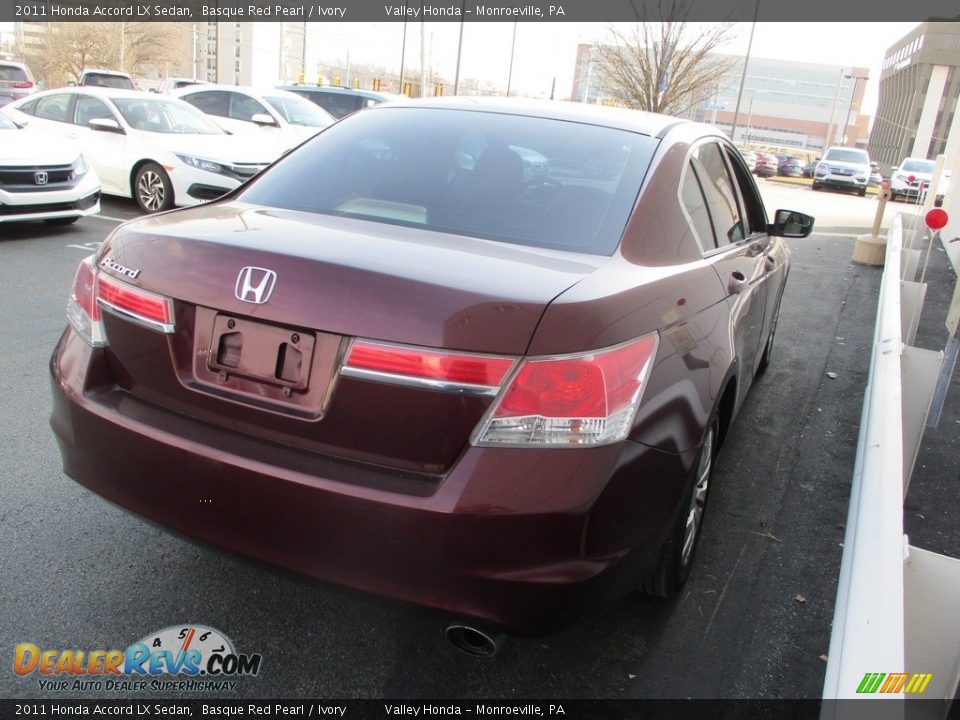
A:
[27, 87, 172, 101]
[175, 84, 298, 97]
[82, 69, 132, 77]
[363, 97, 684, 138]
[0, 60, 29, 68]
[279, 84, 391, 99]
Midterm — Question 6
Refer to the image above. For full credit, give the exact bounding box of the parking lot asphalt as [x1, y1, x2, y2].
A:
[0, 187, 955, 700]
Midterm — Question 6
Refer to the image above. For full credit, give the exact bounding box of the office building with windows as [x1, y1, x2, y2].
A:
[571, 44, 869, 152]
[868, 21, 960, 173]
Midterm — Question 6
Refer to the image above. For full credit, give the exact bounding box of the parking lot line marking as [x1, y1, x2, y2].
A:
[90, 214, 128, 223]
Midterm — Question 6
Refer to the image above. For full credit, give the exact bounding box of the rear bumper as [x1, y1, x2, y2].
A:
[50, 328, 695, 634]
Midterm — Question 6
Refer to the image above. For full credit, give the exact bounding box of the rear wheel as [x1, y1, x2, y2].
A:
[134, 163, 174, 213]
[641, 416, 718, 597]
[757, 303, 780, 374]
[43, 217, 80, 226]
[858, 188, 866, 197]
[811, 182, 821, 191]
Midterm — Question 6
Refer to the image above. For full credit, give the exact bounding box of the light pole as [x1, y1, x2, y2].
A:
[839, 74, 868, 146]
[730, 0, 760, 142]
[506, 22, 518, 97]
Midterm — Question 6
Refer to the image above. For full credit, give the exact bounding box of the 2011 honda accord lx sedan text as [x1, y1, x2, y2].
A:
[50, 99, 813, 651]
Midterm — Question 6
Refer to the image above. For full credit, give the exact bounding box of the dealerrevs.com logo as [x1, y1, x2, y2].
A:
[13, 625, 262, 692]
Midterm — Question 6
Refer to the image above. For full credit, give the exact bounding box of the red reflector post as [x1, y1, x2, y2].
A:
[926, 208, 949, 231]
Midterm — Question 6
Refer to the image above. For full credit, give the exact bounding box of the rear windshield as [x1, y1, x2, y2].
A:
[824, 148, 869, 164]
[240, 107, 656, 255]
[0, 66, 28, 82]
[82, 73, 135, 89]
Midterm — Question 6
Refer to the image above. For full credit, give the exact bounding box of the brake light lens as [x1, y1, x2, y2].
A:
[343, 341, 515, 394]
[473, 334, 659, 447]
[97, 274, 173, 329]
[10, 81, 33, 89]
[65, 258, 174, 347]
[66, 257, 105, 347]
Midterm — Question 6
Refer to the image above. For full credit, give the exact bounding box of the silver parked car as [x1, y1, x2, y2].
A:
[0, 61, 37, 107]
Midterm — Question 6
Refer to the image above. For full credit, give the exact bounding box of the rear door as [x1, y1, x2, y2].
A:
[685, 140, 768, 391]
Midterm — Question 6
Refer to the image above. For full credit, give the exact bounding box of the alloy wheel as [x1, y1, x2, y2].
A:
[682, 425, 714, 567]
[138, 170, 166, 212]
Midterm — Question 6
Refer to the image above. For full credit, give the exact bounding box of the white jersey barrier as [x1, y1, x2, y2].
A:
[821, 212, 960, 719]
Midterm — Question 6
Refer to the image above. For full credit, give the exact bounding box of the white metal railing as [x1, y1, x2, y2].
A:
[821, 214, 960, 717]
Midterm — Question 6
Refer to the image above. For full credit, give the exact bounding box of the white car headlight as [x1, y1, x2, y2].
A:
[175, 154, 224, 175]
[71, 154, 89, 179]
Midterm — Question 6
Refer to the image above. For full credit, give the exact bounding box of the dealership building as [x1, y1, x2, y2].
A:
[868, 21, 960, 173]
[571, 44, 869, 152]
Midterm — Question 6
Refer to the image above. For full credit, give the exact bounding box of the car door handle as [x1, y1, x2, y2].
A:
[728, 271, 747, 295]
[765, 256, 776, 272]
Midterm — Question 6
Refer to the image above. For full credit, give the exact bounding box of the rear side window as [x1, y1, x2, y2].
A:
[692, 143, 744, 246]
[34, 94, 72, 123]
[181, 91, 229, 117]
[681, 165, 716, 251]
[723, 146, 768, 235]
[241, 107, 657, 255]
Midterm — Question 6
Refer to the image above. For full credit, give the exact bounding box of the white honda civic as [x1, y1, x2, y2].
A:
[4, 87, 280, 213]
[0, 111, 101, 225]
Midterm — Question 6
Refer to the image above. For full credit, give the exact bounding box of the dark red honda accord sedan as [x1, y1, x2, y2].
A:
[50, 98, 812, 650]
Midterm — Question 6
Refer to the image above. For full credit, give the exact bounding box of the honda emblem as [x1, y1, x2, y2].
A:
[235, 267, 277, 304]
[34, 171, 48, 185]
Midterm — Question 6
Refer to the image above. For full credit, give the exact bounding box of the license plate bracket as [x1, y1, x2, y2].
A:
[206, 314, 315, 390]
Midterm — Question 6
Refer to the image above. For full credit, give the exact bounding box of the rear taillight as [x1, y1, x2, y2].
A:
[66, 257, 105, 347]
[65, 257, 174, 347]
[11, 81, 34, 89]
[97, 274, 173, 331]
[343, 340, 515, 396]
[473, 334, 659, 447]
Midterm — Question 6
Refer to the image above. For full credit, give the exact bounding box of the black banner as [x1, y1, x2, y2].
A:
[3, 0, 960, 23]
[0, 699, 958, 720]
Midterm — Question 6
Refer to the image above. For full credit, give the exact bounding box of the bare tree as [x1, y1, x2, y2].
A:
[593, 4, 736, 117]
[23, 22, 179, 89]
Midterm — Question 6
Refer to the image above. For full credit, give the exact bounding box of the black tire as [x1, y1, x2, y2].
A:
[134, 162, 174, 213]
[641, 416, 718, 597]
[858, 188, 866, 197]
[757, 303, 780, 375]
[811, 182, 821, 191]
[43, 216, 80, 226]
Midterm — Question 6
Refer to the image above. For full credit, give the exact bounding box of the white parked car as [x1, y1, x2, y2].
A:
[5, 87, 280, 213]
[812, 146, 871, 197]
[890, 157, 951, 203]
[173, 85, 334, 152]
[0, 112, 101, 225]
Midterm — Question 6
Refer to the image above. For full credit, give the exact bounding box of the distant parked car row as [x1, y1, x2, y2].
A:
[0, 73, 398, 222]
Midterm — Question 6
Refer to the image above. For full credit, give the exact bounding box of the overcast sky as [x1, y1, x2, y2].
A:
[306, 21, 920, 119]
[2, 20, 921, 120]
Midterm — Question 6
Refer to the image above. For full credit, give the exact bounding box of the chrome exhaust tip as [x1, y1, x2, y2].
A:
[445, 624, 500, 657]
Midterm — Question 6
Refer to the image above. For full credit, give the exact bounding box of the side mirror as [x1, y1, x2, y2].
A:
[769, 209, 814, 238]
[251, 113, 278, 127]
[88, 117, 125, 134]
[891, 166, 898, 172]
[66, 80, 77, 87]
